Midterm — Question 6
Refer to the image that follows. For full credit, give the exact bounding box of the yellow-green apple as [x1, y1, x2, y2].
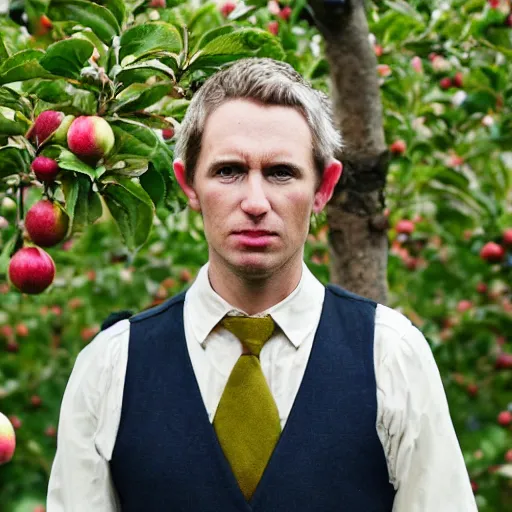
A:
[8, 247, 56, 294]
[53, 114, 75, 145]
[31, 156, 60, 183]
[25, 200, 69, 247]
[67, 116, 115, 164]
[0, 412, 16, 465]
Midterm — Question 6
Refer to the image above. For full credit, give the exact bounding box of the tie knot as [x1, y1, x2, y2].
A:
[220, 315, 276, 357]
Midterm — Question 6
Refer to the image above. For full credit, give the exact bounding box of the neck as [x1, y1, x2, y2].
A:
[207, 255, 303, 316]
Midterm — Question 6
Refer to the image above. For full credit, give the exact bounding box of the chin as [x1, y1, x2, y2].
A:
[227, 253, 280, 278]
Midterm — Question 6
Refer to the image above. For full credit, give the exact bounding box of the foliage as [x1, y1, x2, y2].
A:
[0, 0, 511, 510]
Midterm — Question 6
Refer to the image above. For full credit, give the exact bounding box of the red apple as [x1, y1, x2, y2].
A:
[15, 324, 29, 337]
[476, 282, 487, 294]
[162, 127, 174, 140]
[439, 77, 452, 89]
[0, 412, 16, 465]
[497, 410, 512, 426]
[467, 383, 478, 397]
[45, 425, 56, 437]
[67, 116, 115, 165]
[26, 111, 65, 147]
[150, 0, 166, 7]
[480, 242, 505, 262]
[457, 300, 473, 313]
[374, 44, 383, 57]
[377, 64, 391, 77]
[219, 1, 236, 17]
[488, 0, 500, 8]
[8, 416, 21, 430]
[268, 21, 279, 36]
[453, 72, 464, 88]
[505, 449, 512, 463]
[8, 247, 56, 294]
[30, 395, 42, 408]
[395, 219, 415, 235]
[25, 200, 69, 247]
[495, 353, 512, 370]
[278, 6, 292, 21]
[411, 56, 423, 73]
[31, 156, 60, 183]
[390, 140, 406, 155]
[502, 228, 512, 245]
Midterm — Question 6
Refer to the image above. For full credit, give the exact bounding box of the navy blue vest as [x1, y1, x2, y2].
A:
[109, 284, 396, 511]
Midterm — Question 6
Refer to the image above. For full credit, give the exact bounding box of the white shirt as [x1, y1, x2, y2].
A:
[47, 261, 477, 511]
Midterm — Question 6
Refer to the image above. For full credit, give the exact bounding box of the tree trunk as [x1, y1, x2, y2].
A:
[308, 0, 390, 304]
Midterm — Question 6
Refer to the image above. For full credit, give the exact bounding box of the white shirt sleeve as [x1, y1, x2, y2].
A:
[46, 320, 130, 512]
[375, 305, 477, 512]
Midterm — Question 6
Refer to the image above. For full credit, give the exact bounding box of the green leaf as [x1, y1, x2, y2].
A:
[73, 30, 109, 69]
[101, 176, 154, 250]
[47, 0, 121, 45]
[104, 155, 149, 177]
[0, 146, 31, 179]
[39, 39, 95, 79]
[192, 25, 237, 54]
[115, 59, 177, 83]
[0, 86, 31, 117]
[108, 118, 161, 158]
[0, 37, 9, 61]
[0, 50, 55, 85]
[119, 22, 182, 65]
[158, 97, 190, 122]
[139, 163, 166, 207]
[96, 0, 126, 28]
[110, 82, 173, 113]
[55, 147, 98, 179]
[185, 28, 285, 74]
[61, 173, 102, 232]
[187, 2, 218, 33]
[24, 80, 99, 115]
[0, 109, 27, 136]
[0, 231, 20, 276]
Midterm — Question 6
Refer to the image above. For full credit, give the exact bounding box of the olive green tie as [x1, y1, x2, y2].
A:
[213, 315, 281, 500]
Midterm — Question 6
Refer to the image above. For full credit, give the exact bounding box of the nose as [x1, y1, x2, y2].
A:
[240, 172, 271, 218]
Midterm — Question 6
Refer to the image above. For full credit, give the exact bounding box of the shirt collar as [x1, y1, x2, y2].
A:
[185, 261, 325, 349]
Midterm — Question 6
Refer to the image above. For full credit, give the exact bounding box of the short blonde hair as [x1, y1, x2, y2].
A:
[174, 57, 343, 185]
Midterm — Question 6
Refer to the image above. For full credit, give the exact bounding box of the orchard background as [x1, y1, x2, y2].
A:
[0, 0, 511, 510]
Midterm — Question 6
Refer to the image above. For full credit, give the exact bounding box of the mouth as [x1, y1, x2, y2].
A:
[231, 230, 278, 247]
[234, 230, 277, 237]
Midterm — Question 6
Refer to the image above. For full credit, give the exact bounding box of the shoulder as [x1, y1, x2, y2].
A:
[129, 289, 188, 324]
[374, 303, 436, 375]
[326, 283, 376, 307]
[64, 318, 131, 409]
[79, 318, 131, 368]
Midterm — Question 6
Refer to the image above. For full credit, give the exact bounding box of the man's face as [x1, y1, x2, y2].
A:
[174, 98, 341, 278]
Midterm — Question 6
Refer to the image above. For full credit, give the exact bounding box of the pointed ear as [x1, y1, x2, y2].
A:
[173, 159, 200, 211]
[312, 160, 343, 214]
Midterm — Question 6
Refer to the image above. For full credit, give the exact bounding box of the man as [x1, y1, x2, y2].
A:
[47, 57, 477, 511]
